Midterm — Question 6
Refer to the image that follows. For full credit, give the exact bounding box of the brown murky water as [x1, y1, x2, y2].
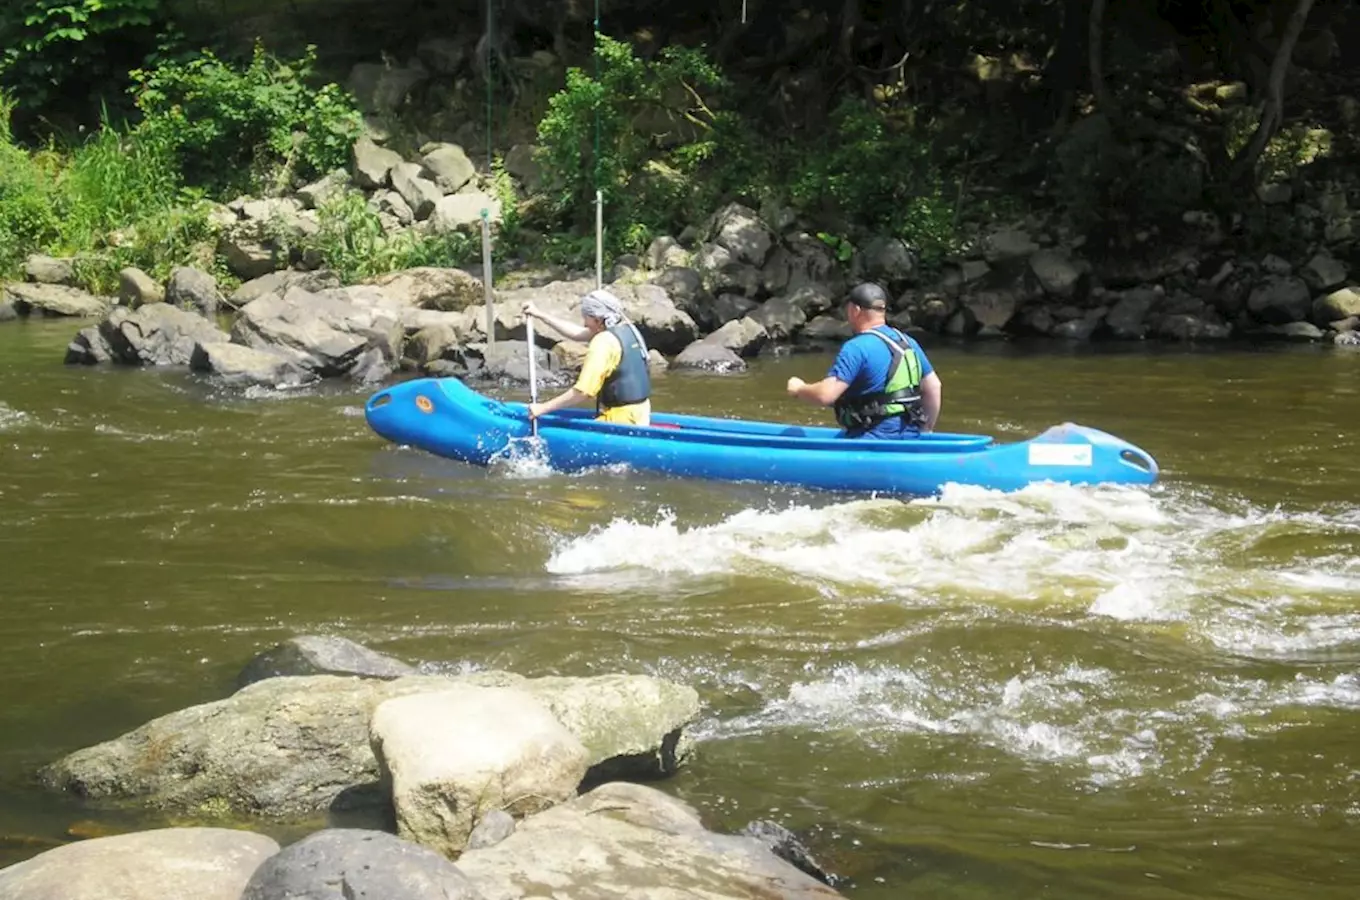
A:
[3, 317, 1359, 898]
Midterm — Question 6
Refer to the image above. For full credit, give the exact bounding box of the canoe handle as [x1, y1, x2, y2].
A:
[368, 392, 393, 410]
[1119, 448, 1155, 473]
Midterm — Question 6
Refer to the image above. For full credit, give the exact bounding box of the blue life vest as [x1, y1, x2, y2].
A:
[598, 323, 650, 409]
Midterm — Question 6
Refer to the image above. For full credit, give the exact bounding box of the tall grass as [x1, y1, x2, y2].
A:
[0, 93, 218, 291]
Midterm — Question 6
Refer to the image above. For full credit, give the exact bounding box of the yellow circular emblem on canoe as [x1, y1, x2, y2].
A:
[415, 395, 434, 413]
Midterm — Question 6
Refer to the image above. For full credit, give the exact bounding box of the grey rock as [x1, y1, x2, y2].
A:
[850, 235, 915, 286]
[99, 305, 230, 366]
[296, 169, 350, 209]
[752, 295, 807, 341]
[118, 267, 164, 307]
[228, 269, 343, 309]
[421, 143, 477, 194]
[39, 671, 699, 818]
[672, 340, 746, 373]
[742, 819, 838, 887]
[1302, 253, 1348, 293]
[702, 316, 768, 357]
[1105, 287, 1161, 339]
[353, 135, 404, 190]
[347, 62, 428, 117]
[23, 253, 75, 286]
[64, 326, 114, 364]
[467, 810, 517, 850]
[706, 203, 774, 267]
[391, 162, 443, 220]
[0, 827, 278, 900]
[1314, 286, 1360, 324]
[240, 828, 483, 900]
[0, 300, 18, 322]
[1247, 276, 1311, 324]
[166, 266, 224, 317]
[431, 192, 500, 231]
[456, 782, 847, 900]
[190, 342, 315, 388]
[237, 635, 416, 688]
[6, 283, 110, 317]
[503, 144, 541, 192]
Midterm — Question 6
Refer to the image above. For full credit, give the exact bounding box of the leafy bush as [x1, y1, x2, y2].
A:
[1, 90, 216, 289]
[534, 35, 736, 258]
[0, 0, 165, 114]
[1051, 112, 1204, 237]
[129, 43, 363, 195]
[298, 190, 476, 283]
[787, 97, 961, 263]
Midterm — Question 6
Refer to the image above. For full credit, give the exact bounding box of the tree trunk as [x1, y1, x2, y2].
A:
[838, 0, 861, 64]
[1229, 0, 1316, 184]
[1046, 0, 1088, 128]
[1088, 0, 1119, 124]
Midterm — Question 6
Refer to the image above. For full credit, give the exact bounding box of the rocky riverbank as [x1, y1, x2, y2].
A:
[3, 192, 1358, 389]
[0, 635, 844, 900]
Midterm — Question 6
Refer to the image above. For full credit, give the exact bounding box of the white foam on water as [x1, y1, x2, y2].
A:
[553, 481, 1360, 786]
[489, 436, 556, 479]
[0, 401, 26, 431]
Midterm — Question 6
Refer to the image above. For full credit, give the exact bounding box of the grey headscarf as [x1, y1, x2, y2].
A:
[580, 288, 627, 327]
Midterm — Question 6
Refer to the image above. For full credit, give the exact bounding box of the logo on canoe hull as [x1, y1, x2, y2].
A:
[1027, 443, 1093, 467]
[415, 395, 434, 413]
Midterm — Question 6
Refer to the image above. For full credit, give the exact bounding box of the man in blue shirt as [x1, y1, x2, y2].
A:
[785, 282, 943, 438]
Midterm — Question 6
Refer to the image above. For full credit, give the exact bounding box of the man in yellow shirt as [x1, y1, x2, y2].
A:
[521, 288, 652, 426]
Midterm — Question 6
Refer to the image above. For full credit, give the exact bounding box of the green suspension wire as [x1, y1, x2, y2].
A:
[485, 0, 494, 171]
[593, 0, 601, 202]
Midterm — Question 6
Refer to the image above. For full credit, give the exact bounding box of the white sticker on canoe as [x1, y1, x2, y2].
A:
[1028, 443, 1093, 467]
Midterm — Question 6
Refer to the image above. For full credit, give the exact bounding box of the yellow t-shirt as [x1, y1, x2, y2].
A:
[575, 330, 651, 426]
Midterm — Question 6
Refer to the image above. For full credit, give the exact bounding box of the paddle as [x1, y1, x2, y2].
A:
[526, 315, 540, 437]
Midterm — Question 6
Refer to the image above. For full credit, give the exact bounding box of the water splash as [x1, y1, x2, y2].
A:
[0, 401, 28, 431]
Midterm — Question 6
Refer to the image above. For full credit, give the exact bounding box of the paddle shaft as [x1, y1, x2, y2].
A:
[526, 317, 540, 436]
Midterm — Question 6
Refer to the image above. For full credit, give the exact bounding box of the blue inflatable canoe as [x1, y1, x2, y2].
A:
[364, 377, 1159, 496]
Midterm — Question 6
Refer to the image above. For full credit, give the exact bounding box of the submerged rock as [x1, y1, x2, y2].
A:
[240, 828, 483, 900]
[236, 634, 417, 688]
[0, 827, 278, 900]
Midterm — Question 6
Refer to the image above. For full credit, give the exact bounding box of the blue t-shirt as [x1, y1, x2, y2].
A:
[827, 325, 935, 439]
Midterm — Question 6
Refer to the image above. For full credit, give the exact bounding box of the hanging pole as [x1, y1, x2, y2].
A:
[481, 0, 496, 345]
[742, 0, 747, 24]
[593, 0, 603, 289]
[595, 191, 604, 288]
[481, 209, 495, 345]
[526, 316, 539, 436]
[485, 0, 494, 171]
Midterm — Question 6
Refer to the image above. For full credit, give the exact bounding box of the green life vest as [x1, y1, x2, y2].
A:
[833, 328, 925, 431]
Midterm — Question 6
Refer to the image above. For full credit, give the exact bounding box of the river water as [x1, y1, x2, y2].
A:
[2, 317, 1359, 898]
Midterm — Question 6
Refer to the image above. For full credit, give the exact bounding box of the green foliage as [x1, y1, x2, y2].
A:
[1051, 113, 1204, 236]
[1, 90, 217, 290]
[296, 190, 475, 283]
[0, 0, 164, 111]
[534, 34, 735, 258]
[129, 43, 363, 196]
[788, 98, 962, 262]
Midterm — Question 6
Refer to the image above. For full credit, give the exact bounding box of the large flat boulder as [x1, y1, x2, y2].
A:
[0, 827, 278, 900]
[5, 283, 111, 317]
[95, 305, 230, 366]
[456, 782, 846, 899]
[39, 671, 701, 818]
[230, 286, 404, 382]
